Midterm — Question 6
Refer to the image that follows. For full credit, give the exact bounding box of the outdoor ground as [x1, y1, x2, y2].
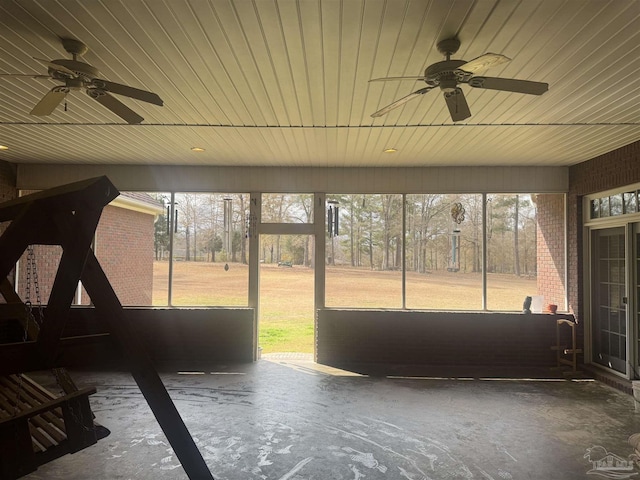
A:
[153, 261, 536, 353]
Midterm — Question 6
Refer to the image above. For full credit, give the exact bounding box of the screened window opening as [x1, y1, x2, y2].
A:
[169, 193, 250, 306]
[8, 188, 565, 313]
[325, 192, 565, 312]
[325, 194, 403, 308]
[405, 194, 483, 310]
[485, 194, 538, 310]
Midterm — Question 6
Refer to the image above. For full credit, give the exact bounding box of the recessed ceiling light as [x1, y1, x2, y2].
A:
[191, 147, 205, 152]
[0, 145, 8, 150]
[383, 148, 397, 153]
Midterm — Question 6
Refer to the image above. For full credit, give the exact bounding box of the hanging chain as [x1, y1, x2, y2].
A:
[32, 248, 43, 325]
[24, 247, 32, 340]
[14, 246, 43, 416]
[22, 245, 43, 332]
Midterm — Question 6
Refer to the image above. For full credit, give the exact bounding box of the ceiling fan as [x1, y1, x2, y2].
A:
[370, 38, 548, 122]
[0, 38, 163, 124]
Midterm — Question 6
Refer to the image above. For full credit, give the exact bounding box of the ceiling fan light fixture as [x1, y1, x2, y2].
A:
[383, 147, 397, 153]
[191, 147, 205, 152]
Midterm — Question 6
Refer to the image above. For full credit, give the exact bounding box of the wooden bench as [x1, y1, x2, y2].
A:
[0, 374, 104, 479]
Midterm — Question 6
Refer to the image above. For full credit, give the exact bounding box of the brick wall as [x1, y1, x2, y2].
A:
[92, 205, 156, 305]
[536, 194, 565, 309]
[17, 246, 63, 305]
[317, 309, 572, 370]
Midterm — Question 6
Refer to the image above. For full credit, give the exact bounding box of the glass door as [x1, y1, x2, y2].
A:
[591, 227, 627, 374]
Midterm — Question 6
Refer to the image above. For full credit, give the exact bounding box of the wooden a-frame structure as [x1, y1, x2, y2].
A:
[0, 176, 214, 479]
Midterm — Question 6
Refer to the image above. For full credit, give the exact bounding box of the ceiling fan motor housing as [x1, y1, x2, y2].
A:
[49, 59, 99, 80]
[424, 60, 466, 91]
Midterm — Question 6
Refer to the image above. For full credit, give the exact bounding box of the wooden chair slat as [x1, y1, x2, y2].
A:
[0, 377, 66, 432]
[28, 423, 56, 451]
[0, 393, 67, 444]
[28, 415, 67, 444]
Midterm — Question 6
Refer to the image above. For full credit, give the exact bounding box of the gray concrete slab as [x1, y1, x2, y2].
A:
[23, 359, 640, 480]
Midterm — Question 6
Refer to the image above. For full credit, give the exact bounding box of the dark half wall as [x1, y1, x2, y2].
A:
[55, 307, 256, 369]
[317, 309, 573, 372]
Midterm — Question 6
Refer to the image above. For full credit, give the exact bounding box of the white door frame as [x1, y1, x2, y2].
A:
[248, 193, 326, 360]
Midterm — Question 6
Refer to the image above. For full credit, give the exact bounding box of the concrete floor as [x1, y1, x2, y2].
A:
[23, 356, 640, 480]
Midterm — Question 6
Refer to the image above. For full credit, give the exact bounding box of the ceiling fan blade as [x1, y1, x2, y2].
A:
[371, 87, 433, 117]
[87, 89, 144, 124]
[369, 76, 426, 82]
[91, 79, 163, 106]
[457, 53, 510, 74]
[443, 88, 471, 122]
[32, 57, 76, 76]
[30, 86, 69, 116]
[0, 73, 51, 79]
[468, 76, 548, 95]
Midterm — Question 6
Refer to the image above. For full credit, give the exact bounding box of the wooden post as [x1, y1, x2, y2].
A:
[0, 418, 35, 479]
[38, 208, 102, 365]
[82, 253, 214, 479]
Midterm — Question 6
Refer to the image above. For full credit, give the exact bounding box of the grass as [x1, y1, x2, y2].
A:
[152, 261, 536, 354]
[259, 323, 315, 353]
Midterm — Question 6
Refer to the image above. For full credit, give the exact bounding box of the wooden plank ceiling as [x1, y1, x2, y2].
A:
[0, 0, 638, 167]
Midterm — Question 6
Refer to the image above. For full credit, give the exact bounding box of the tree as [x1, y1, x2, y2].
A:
[262, 194, 291, 261]
[174, 194, 203, 261]
[486, 194, 536, 275]
[295, 194, 314, 266]
[406, 194, 450, 273]
[153, 194, 170, 260]
[380, 194, 401, 270]
[202, 194, 220, 262]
